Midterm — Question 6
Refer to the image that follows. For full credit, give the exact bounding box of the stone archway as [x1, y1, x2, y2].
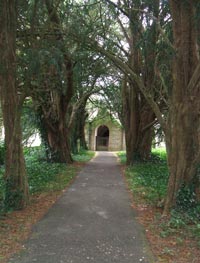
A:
[96, 125, 109, 151]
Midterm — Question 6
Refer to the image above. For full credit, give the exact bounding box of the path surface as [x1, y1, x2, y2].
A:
[9, 152, 154, 263]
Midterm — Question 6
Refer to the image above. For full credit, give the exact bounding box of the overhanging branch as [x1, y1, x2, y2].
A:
[92, 43, 167, 133]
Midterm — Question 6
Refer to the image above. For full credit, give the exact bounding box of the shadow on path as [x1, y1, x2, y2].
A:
[9, 152, 155, 263]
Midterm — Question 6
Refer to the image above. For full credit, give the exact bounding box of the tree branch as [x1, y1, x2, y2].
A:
[68, 87, 101, 131]
[142, 119, 158, 133]
[91, 43, 166, 132]
[104, 0, 174, 50]
[104, 0, 129, 17]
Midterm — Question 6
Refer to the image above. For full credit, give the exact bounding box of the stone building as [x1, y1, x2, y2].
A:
[86, 116, 125, 152]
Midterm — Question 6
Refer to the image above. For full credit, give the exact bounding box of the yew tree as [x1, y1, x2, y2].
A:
[120, 0, 158, 163]
[18, 0, 74, 163]
[163, 0, 200, 214]
[17, 0, 110, 161]
[0, 0, 29, 209]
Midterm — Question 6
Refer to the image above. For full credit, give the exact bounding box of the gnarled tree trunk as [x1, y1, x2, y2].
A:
[43, 122, 72, 164]
[0, 0, 29, 209]
[37, 93, 73, 164]
[164, 0, 200, 214]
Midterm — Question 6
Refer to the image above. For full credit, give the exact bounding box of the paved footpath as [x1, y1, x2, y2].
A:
[9, 152, 155, 263]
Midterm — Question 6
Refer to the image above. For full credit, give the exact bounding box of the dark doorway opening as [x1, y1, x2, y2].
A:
[96, 125, 109, 151]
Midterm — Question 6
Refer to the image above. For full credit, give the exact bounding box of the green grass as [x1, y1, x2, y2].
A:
[151, 147, 167, 163]
[72, 150, 95, 162]
[117, 151, 127, 164]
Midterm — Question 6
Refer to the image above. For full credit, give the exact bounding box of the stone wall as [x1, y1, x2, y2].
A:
[86, 119, 125, 151]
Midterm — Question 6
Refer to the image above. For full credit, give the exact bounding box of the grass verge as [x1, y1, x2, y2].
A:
[72, 150, 95, 163]
[118, 149, 200, 263]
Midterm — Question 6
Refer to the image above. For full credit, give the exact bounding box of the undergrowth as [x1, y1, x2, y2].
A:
[0, 146, 94, 213]
[118, 148, 200, 243]
[120, 148, 168, 205]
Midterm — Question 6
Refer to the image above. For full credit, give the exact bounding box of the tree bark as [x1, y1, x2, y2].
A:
[0, 0, 29, 209]
[163, 0, 200, 214]
[69, 99, 88, 153]
[77, 104, 88, 150]
[122, 78, 155, 164]
[137, 103, 155, 160]
[44, 122, 72, 164]
[122, 79, 140, 165]
[37, 93, 73, 164]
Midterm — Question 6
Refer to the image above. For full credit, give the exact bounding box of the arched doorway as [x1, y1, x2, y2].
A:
[96, 125, 109, 151]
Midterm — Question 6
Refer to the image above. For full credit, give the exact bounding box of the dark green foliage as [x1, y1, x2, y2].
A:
[119, 149, 200, 216]
[124, 149, 169, 204]
[174, 166, 200, 221]
[176, 184, 197, 211]
[4, 178, 24, 211]
[159, 207, 200, 243]
[24, 146, 70, 193]
[27, 162, 67, 193]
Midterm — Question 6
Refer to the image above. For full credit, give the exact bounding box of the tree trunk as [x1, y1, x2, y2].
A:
[69, 104, 88, 153]
[78, 105, 88, 151]
[0, 0, 29, 209]
[122, 78, 155, 164]
[37, 96, 73, 164]
[122, 79, 140, 165]
[45, 123, 72, 164]
[137, 104, 155, 160]
[163, 0, 200, 214]
[122, 1, 157, 164]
